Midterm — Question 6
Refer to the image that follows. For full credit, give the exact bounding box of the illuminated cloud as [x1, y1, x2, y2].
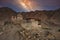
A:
[20, 0, 33, 11]
[14, 0, 42, 11]
[0, 0, 60, 12]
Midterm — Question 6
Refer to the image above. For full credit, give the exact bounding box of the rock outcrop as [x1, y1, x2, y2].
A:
[0, 7, 60, 40]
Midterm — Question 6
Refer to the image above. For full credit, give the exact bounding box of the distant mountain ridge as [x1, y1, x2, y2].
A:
[0, 7, 17, 21]
[0, 7, 60, 22]
[21, 8, 60, 21]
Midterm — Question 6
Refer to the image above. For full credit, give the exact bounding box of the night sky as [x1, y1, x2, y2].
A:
[0, 0, 60, 12]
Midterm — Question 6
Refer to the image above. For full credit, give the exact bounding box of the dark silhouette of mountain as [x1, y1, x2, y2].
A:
[20, 8, 60, 21]
[0, 7, 17, 21]
[0, 7, 60, 21]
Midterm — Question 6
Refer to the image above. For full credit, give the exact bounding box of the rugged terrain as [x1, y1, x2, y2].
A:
[0, 7, 60, 40]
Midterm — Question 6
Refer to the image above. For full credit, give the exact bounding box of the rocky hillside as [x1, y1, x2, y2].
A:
[0, 7, 60, 40]
[0, 7, 17, 21]
[20, 9, 60, 26]
[21, 9, 60, 20]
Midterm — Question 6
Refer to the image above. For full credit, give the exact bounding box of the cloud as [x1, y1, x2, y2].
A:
[0, 5, 2, 7]
[0, 0, 9, 3]
[0, 0, 60, 12]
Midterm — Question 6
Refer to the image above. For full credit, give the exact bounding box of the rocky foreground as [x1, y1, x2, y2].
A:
[0, 22, 56, 40]
[0, 7, 60, 40]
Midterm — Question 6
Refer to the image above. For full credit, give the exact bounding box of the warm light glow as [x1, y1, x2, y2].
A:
[20, 0, 33, 11]
[20, 2, 27, 9]
[17, 0, 40, 11]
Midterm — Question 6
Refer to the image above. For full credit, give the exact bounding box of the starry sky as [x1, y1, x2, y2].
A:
[0, 0, 60, 12]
